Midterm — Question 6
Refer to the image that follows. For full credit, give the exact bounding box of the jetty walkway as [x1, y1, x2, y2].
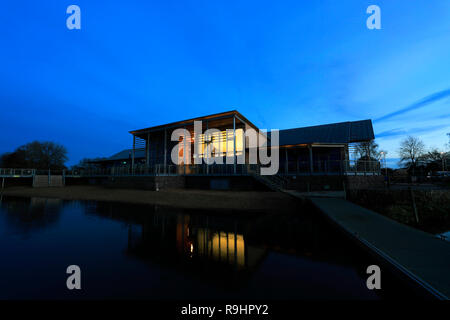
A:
[286, 191, 450, 300]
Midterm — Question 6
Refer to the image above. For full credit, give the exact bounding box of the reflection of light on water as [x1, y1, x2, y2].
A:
[190, 243, 194, 253]
[197, 229, 245, 268]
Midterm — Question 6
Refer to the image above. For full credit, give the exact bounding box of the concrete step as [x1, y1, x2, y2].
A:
[33, 175, 64, 188]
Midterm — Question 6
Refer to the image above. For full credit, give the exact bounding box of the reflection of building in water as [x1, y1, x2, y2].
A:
[86, 201, 266, 273]
[122, 210, 266, 272]
[174, 214, 265, 270]
[197, 229, 245, 268]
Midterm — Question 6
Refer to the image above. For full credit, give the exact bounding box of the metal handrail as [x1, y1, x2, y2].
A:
[1, 160, 381, 178]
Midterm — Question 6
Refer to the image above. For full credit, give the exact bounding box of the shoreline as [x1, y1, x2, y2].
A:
[0, 186, 301, 213]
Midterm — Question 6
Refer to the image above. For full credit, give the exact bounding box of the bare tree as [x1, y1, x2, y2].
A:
[398, 136, 425, 173]
[353, 140, 381, 160]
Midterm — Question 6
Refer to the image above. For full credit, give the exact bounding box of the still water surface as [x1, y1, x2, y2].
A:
[0, 196, 419, 299]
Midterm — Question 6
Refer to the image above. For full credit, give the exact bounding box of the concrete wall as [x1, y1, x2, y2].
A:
[284, 175, 344, 191]
[185, 176, 270, 191]
[282, 174, 384, 191]
[103, 176, 185, 191]
[66, 174, 383, 191]
[0, 177, 33, 188]
[155, 176, 185, 190]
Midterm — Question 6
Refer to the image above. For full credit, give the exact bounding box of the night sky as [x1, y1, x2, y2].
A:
[1, 1, 449, 167]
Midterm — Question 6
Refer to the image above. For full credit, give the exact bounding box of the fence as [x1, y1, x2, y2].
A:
[65, 164, 263, 177]
[0, 168, 36, 177]
[0, 160, 380, 179]
[283, 160, 380, 175]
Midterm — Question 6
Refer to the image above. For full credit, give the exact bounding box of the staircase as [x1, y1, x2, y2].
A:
[33, 175, 64, 187]
[250, 173, 287, 191]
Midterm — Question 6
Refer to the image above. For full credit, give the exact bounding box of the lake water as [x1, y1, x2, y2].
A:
[0, 196, 421, 299]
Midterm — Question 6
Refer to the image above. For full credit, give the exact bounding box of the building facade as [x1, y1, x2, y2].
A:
[94, 110, 378, 176]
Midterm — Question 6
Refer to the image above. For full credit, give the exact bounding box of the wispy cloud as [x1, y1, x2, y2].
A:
[374, 88, 450, 123]
[377, 124, 450, 138]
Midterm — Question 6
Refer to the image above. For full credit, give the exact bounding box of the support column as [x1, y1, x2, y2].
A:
[309, 144, 313, 174]
[146, 132, 150, 168]
[183, 126, 186, 175]
[233, 115, 236, 174]
[206, 120, 209, 175]
[132, 135, 135, 175]
[285, 148, 288, 174]
[164, 129, 167, 174]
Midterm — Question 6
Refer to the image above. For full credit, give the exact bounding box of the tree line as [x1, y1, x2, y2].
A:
[353, 132, 449, 175]
[2, 133, 449, 172]
[398, 134, 449, 175]
[0, 141, 68, 170]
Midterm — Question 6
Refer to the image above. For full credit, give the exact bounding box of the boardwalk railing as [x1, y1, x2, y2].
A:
[283, 160, 380, 175]
[0, 168, 36, 177]
[65, 164, 263, 177]
[0, 160, 380, 179]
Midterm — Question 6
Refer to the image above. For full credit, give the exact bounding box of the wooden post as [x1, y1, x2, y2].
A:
[409, 187, 419, 224]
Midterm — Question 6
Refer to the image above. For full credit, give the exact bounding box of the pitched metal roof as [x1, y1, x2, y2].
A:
[276, 120, 375, 146]
[91, 149, 146, 162]
[94, 119, 374, 163]
[129, 110, 259, 135]
[109, 149, 146, 160]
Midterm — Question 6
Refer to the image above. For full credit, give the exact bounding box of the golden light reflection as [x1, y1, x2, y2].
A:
[197, 228, 245, 268]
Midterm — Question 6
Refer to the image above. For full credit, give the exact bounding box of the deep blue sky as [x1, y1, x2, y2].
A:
[1, 1, 449, 166]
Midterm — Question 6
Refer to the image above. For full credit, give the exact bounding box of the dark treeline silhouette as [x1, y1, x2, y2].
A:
[0, 141, 68, 170]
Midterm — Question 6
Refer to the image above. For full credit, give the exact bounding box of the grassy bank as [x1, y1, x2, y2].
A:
[348, 189, 450, 234]
[1, 186, 300, 214]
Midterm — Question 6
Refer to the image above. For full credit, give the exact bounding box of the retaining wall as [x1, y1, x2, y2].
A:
[103, 176, 185, 191]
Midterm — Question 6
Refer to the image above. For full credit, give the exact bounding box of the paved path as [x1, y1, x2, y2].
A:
[286, 191, 450, 299]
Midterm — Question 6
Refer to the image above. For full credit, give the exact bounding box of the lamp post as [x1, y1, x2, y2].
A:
[441, 152, 445, 171]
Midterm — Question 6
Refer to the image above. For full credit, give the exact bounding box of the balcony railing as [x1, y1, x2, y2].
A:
[63, 160, 380, 177]
[283, 160, 381, 175]
[0, 160, 380, 179]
